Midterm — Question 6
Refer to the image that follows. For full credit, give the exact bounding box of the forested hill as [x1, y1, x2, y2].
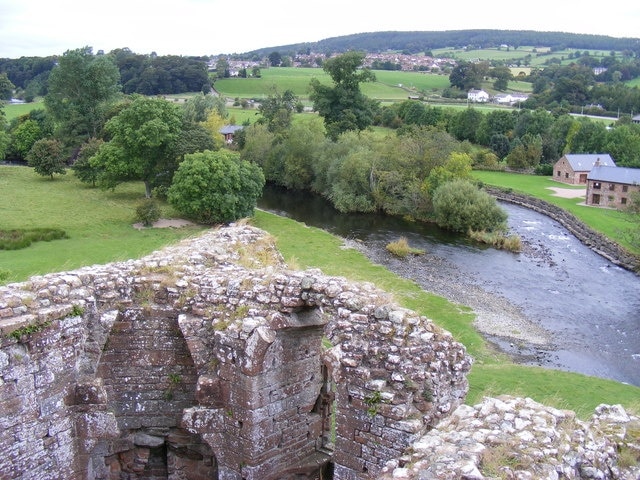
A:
[244, 30, 640, 56]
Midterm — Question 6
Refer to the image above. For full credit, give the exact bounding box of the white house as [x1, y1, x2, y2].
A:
[494, 93, 529, 105]
[467, 89, 489, 102]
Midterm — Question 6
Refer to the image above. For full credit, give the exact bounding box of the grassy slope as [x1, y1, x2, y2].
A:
[472, 170, 639, 254]
[251, 210, 640, 418]
[0, 166, 205, 282]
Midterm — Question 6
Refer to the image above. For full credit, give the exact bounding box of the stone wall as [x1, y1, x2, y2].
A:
[485, 186, 640, 273]
[0, 224, 471, 479]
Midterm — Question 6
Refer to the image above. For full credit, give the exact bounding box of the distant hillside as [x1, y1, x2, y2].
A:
[240, 30, 640, 57]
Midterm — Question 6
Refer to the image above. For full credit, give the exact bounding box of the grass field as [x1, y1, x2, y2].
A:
[471, 170, 640, 254]
[0, 166, 205, 283]
[1, 164, 638, 417]
[433, 46, 621, 67]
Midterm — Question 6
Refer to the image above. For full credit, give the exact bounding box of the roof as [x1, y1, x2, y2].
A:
[219, 125, 244, 135]
[562, 154, 616, 171]
[588, 165, 640, 184]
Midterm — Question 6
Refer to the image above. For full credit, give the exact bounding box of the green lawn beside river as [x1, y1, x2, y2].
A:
[1, 165, 638, 418]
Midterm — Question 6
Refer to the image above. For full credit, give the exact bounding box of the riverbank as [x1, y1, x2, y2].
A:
[343, 237, 556, 363]
[482, 185, 640, 274]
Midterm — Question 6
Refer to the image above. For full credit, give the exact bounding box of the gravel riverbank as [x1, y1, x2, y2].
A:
[344, 237, 558, 365]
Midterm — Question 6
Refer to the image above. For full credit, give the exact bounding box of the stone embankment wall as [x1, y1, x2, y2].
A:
[0, 224, 471, 480]
[485, 186, 640, 273]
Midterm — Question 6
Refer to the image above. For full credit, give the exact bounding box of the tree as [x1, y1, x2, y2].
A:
[11, 119, 43, 159]
[268, 52, 282, 67]
[0, 73, 15, 100]
[490, 66, 513, 91]
[91, 95, 183, 197]
[449, 61, 489, 91]
[0, 106, 10, 160]
[257, 88, 299, 134]
[309, 51, 379, 140]
[26, 138, 66, 178]
[432, 179, 507, 233]
[73, 138, 104, 186]
[45, 46, 121, 146]
[167, 150, 265, 224]
[182, 92, 226, 124]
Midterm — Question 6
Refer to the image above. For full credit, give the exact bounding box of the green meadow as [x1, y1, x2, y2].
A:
[0, 166, 205, 283]
[1, 165, 638, 418]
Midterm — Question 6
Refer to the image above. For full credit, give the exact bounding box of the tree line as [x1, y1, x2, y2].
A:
[0, 47, 211, 102]
[243, 29, 640, 58]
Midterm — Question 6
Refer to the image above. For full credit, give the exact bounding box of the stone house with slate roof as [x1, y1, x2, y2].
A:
[219, 125, 244, 144]
[586, 164, 640, 208]
[553, 153, 616, 185]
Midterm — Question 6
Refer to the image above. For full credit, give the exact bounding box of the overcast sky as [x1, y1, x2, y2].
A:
[1, 0, 639, 58]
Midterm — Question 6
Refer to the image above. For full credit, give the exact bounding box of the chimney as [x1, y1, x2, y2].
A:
[594, 157, 601, 167]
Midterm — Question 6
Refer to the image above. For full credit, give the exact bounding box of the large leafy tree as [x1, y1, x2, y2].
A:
[167, 150, 265, 224]
[257, 88, 300, 134]
[449, 61, 489, 91]
[91, 95, 183, 197]
[309, 51, 379, 140]
[45, 47, 121, 146]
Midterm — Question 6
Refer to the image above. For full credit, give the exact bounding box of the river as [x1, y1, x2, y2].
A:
[258, 185, 640, 387]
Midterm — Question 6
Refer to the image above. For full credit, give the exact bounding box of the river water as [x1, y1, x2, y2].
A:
[258, 185, 640, 387]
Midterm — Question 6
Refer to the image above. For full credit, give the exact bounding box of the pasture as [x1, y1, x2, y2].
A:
[0, 166, 204, 283]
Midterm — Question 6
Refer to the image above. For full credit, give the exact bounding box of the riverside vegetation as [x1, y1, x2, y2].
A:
[2, 165, 639, 419]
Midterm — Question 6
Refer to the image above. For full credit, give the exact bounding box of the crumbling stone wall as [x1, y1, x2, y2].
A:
[0, 224, 471, 479]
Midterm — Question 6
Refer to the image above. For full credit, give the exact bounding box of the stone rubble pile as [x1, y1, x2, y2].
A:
[381, 395, 640, 480]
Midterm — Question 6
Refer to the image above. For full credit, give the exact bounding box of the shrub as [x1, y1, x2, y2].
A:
[469, 229, 522, 252]
[168, 150, 265, 225]
[432, 179, 507, 233]
[135, 199, 161, 227]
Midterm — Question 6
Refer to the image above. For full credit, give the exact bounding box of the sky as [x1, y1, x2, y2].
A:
[1, 0, 639, 59]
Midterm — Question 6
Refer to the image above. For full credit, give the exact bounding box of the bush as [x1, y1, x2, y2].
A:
[135, 199, 161, 227]
[168, 150, 265, 225]
[432, 179, 507, 233]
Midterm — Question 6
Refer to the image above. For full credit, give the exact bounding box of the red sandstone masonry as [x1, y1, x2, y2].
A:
[0, 225, 471, 479]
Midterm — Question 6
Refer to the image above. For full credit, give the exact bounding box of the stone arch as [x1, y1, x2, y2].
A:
[182, 307, 334, 480]
[82, 306, 216, 479]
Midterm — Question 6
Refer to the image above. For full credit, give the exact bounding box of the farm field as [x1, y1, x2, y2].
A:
[433, 46, 622, 67]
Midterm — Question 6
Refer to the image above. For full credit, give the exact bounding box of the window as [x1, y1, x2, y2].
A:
[592, 194, 601, 204]
[622, 185, 628, 192]
[593, 182, 601, 190]
[565, 172, 569, 178]
[609, 183, 615, 191]
[557, 170, 561, 177]
[621, 197, 627, 205]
